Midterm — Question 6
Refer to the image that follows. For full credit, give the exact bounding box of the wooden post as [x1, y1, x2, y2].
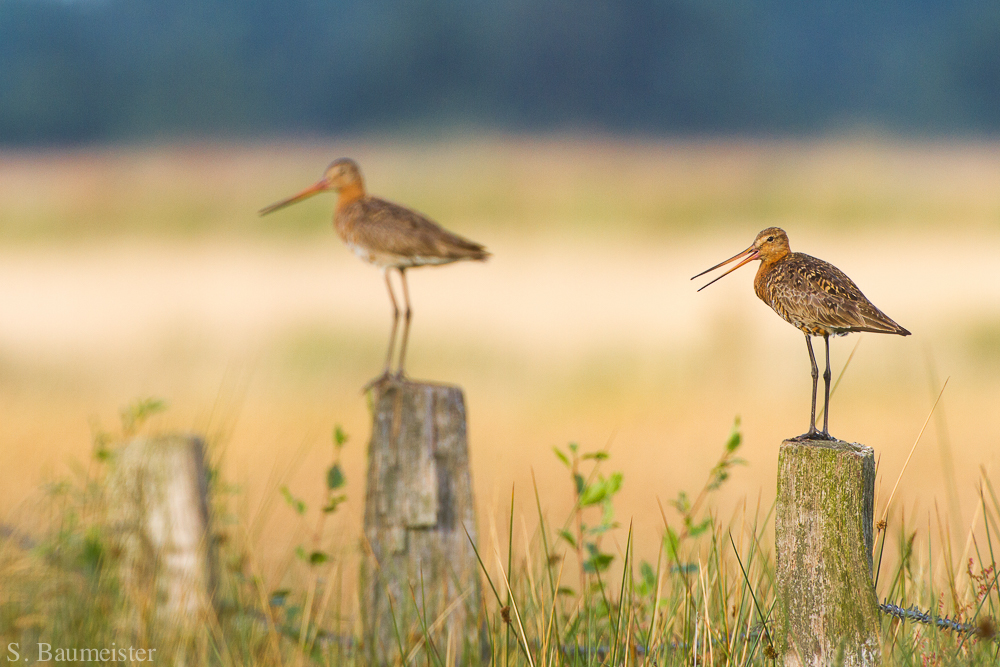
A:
[107, 434, 216, 631]
[360, 381, 484, 665]
[775, 438, 881, 666]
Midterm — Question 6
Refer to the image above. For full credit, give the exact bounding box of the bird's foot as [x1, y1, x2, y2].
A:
[362, 371, 397, 394]
[361, 369, 413, 394]
[790, 429, 838, 442]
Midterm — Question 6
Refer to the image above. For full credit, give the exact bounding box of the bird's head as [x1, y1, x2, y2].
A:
[323, 158, 363, 190]
[259, 158, 364, 216]
[751, 227, 790, 262]
[692, 227, 791, 291]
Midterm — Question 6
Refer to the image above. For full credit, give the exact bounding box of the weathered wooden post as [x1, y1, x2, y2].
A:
[360, 381, 483, 665]
[107, 434, 217, 632]
[775, 438, 881, 666]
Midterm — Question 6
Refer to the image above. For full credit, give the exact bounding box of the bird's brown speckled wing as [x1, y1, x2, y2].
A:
[339, 197, 488, 266]
[764, 253, 909, 335]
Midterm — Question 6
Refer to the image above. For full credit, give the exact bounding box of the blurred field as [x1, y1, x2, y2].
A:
[1, 136, 1000, 591]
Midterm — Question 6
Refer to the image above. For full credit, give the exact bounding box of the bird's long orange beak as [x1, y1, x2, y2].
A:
[259, 179, 330, 216]
[691, 245, 760, 292]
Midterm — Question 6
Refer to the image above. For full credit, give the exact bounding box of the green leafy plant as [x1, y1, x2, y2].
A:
[119, 397, 168, 438]
[553, 442, 623, 578]
[663, 416, 744, 564]
[279, 425, 349, 569]
[324, 425, 349, 513]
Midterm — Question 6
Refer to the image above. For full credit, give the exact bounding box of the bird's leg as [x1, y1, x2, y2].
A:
[805, 333, 820, 437]
[394, 268, 413, 380]
[366, 268, 399, 389]
[821, 333, 832, 437]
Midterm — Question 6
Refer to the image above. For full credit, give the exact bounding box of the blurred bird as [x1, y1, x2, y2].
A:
[260, 158, 489, 385]
[692, 227, 909, 440]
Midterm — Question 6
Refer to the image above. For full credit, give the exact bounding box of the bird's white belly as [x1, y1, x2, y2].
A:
[346, 242, 377, 264]
[401, 255, 457, 267]
[346, 241, 456, 269]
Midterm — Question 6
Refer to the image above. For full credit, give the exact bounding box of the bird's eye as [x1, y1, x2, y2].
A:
[767, 236, 774, 242]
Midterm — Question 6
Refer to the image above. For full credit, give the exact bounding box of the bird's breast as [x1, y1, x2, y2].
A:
[753, 262, 781, 310]
[755, 260, 809, 329]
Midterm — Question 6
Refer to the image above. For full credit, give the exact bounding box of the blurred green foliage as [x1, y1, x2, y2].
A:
[3, 139, 1000, 244]
[2, 0, 1000, 144]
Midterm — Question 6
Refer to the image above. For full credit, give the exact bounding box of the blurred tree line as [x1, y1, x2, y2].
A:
[1, 0, 999, 145]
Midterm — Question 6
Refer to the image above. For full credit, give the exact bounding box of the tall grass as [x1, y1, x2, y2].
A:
[1, 403, 999, 666]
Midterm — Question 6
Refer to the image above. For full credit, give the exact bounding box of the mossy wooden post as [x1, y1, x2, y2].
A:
[361, 381, 483, 666]
[775, 438, 880, 666]
[108, 434, 216, 632]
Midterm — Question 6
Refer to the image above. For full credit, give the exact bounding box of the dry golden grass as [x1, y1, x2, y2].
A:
[1, 136, 999, 597]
